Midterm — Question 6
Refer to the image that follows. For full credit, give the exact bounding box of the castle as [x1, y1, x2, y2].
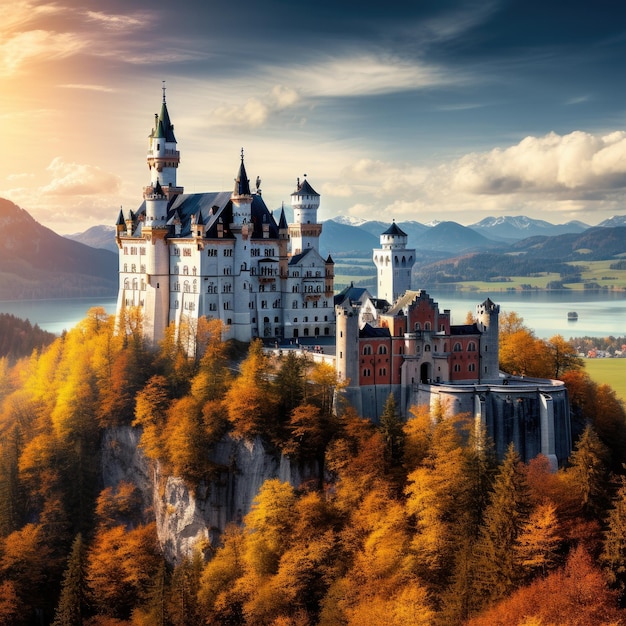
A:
[116, 93, 572, 467]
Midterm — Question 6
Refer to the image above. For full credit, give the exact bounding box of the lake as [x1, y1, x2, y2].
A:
[0, 290, 624, 339]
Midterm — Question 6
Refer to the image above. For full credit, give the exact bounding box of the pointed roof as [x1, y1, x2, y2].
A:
[157, 100, 176, 142]
[292, 177, 319, 196]
[326, 254, 334, 264]
[278, 207, 288, 229]
[233, 152, 251, 196]
[116, 209, 125, 226]
[382, 221, 407, 237]
[154, 180, 164, 196]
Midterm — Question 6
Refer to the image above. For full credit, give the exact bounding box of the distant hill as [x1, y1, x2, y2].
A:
[509, 226, 626, 260]
[356, 219, 430, 242]
[319, 220, 379, 257]
[469, 215, 590, 241]
[413, 221, 501, 254]
[598, 215, 626, 228]
[0, 198, 118, 300]
[65, 225, 118, 253]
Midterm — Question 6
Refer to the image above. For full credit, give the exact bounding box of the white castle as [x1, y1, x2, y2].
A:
[116, 93, 572, 467]
[115, 93, 334, 344]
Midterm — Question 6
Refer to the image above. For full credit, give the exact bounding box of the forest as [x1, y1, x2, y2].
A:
[0, 307, 626, 625]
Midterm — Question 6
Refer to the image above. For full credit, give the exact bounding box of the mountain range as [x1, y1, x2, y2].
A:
[1, 196, 624, 301]
[0, 199, 118, 300]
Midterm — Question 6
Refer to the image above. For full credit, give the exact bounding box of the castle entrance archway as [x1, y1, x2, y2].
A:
[420, 362, 431, 384]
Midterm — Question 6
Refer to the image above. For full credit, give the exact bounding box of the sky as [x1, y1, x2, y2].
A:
[2, 0, 626, 234]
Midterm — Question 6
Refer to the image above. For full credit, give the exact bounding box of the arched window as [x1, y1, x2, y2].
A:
[303, 328, 309, 336]
[469, 363, 476, 372]
[363, 345, 372, 355]
[453, 342, 462, 352]
[424, 322, 431, 331]
[414, 322, 421, 331]
[425, 344, 431, 352]
[183, 281, 190, 293]
[378, 345, 388, 354]
[468, 342, 477, 352]
[454, 364, 461, 372]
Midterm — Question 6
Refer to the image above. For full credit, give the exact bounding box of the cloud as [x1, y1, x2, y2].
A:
[449, 130, 626, 195]
[59, 84, 115, 92]
[0, 29, 84, 77]
[43, 158, 121, 196]
[85, 11, 143, 30]
[209, 85, 301, 128]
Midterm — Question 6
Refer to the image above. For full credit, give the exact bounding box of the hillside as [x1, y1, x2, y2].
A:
[0, 198, 118, 300]
[65, 225, 118, 253]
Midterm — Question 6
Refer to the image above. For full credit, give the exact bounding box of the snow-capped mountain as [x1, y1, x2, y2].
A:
[469, 215, 590, 241]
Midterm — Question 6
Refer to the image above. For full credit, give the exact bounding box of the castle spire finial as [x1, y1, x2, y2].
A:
[241, 147, 244, 161]
[162, 80, 166, 103]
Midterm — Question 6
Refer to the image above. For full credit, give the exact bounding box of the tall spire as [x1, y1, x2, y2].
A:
[233, 149, 251, 196]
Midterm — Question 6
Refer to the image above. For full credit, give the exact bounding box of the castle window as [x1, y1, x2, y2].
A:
[174, 282, 180, 291]
[378, 345, 387, 355]
[131, 264, 137, 272]
[303, 329, 309, 336]
[468, 342, 476, 352]
[425, 345, 431, 352]
[304, 316, 308, 322]
[124, 264, 128, 272]
[293, 301, 298, 308]
[124, 278, 129, 289]
[379, 368, 387, 377]
[294, 318, 298, 323]
[132, 278, 138, 290]
[183, 248, 191, 257]
[192, 267, 197, 275]
[424, 322, 431, 331]
[363, 345, 372, 355]
[207, 248, 217, 257]
[174, 301, 179, 308]
[224, 267, 231, 275]
[172, 247, 180, 256]
[183, 266, 189, 275]
[251, 248, 260, 257]
[469, 363, 476, 372]
[324, 328, 330, 335]
[453, 364, 461, 372]
[292, 285, 299, 293]
[223, 301, 231, 310]
[262, 301, 267, 308]
[183, 281, 190, 293]
[140, 265, 146, 273]
[453, 343, 462, 352]
[275, 316, 279, 323]
[140, 247, 146, 256]
[414, 322, 420, 330]
[363, 368, 371, 377]
[223, 249, 233, 257]
[193, 280, 197, 293]
[123, 247, 128, 255]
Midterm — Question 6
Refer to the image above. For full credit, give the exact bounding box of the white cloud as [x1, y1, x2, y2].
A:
[43, 157, 121, 196]
[449, 130, 626, 195]
[209, 85, 301, 129]
[59, 84, 115, 92]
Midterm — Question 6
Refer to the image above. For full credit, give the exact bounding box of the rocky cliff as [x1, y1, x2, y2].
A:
[101, 426, 311, 563]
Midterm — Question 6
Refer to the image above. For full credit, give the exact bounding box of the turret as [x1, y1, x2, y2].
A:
[231, 150, 252, 228]
[373, 221, 415, 303]
[289, 176, 322, 255]
[144, 86, 183, 211]
[335, 305, 360, 385]
[476, 298, 500, 382]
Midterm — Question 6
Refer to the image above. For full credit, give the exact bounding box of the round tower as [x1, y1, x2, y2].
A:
[476, 298, 500, 382]
[289, 176, 322, 255]
[335, 305, 360, 386]
[372, 221, 415, 304]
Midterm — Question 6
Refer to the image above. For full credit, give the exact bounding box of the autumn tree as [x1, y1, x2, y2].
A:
[133, 375, 171, 462]
[225, 339, 277, 439]
[378, 393, 405, 473]
[601, 475, 626, 597]
[545, 334, 583, 379]
[86, 523, 162, 621]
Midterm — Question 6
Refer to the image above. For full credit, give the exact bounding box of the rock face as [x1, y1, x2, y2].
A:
[101, 427, 311, 563]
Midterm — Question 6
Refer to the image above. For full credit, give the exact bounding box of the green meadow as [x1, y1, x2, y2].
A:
[583, 358, 626, 402]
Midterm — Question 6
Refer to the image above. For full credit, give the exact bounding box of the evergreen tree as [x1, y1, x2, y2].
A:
[378, 393, 405, 471]
[566, 425, 610, 519]
[601, 475, 626, 597]
[52, 534, 88, 626]
[472, 443, 531, 608]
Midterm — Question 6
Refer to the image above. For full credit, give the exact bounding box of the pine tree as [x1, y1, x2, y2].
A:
[601, 475, 626, 596]
[378, 393, 405, 470]
[52, 534, 88, 626]
[472, 443, 531, 607]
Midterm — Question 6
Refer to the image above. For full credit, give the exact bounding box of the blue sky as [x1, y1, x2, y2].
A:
[2, 0, 626, 233]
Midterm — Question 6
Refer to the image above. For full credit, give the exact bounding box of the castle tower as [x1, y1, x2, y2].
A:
[289, 176, 322, 255]
[229, 152, 253, 341]
[476, 298, 500, 382]
[373, 222, 415, 304]
[335, 305, 360, 385]
[139, 89, 180, 344]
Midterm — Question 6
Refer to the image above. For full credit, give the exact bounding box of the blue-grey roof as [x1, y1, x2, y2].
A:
[151, 101, 176, 143]
[133, 190, 280, 239]
[382, 222, 407, 237]
[360, 323, 391, 338]
[292, 178, 319, 196]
